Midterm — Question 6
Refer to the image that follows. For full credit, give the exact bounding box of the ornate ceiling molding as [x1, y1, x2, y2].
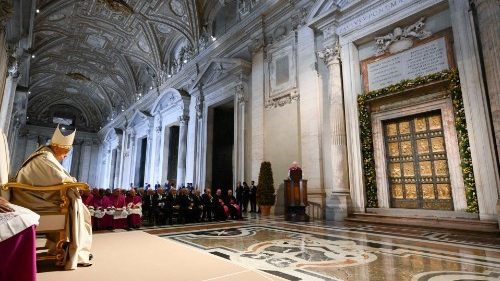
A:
[66, 72, 91, 81]
[101, 0, 134, 15]
[27, 0, 199, 132]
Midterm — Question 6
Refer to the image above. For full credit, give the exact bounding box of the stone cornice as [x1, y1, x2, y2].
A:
[336, 0, 445, 37]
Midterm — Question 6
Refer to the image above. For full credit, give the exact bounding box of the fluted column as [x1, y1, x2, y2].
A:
[176, 115, 189, 187]
[318, 39, 351, 221]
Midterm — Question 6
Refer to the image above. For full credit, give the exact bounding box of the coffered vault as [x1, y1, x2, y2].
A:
[27, 0, 201, 132]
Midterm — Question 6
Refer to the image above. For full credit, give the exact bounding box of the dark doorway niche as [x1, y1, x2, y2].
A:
[110, 148, 117, 189]
[167, 126, 180, 184]
[210, 101, 234, 195]
[135, 137, 147, 187]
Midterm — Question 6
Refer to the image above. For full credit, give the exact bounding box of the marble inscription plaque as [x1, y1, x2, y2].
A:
[367, 37, 449, 91]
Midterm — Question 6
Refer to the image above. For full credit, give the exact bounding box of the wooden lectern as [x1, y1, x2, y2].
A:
[284, 167, 309, 221]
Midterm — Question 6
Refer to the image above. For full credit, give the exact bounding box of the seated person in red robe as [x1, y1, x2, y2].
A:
[112, 188, 128, 229]
[225, 189, 242, 220]
[93, 188, 113, 230]
[213, 189, 228, 221]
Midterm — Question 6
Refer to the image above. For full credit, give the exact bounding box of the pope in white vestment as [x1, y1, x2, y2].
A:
[13, 125, 92, 270]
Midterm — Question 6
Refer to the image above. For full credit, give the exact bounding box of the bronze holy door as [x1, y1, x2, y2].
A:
[384, 111, 453, 210]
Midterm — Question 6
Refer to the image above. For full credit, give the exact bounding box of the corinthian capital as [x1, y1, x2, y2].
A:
[178, 115, 189, 125]
[317, 40, 340, 66]
[7, 53, 19, 78]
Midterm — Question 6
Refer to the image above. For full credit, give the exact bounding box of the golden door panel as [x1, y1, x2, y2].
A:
[388, 142, 400, 156]
[416, 139, 429, 154]
[429, 115, 442, 130]
[386, 123, 398, 136]
[431, 137, 445, 152]
[384, 111, 453, 210]
[415, 117, 427, 132]
[392, 184, 404, 199]
[399, 122, 411, 135]
[400, 141, 412, 156]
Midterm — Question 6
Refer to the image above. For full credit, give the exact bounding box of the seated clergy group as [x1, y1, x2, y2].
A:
[83, 184, 261, 229]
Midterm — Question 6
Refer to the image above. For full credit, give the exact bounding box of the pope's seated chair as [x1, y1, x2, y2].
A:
[1, 182, 89, 267]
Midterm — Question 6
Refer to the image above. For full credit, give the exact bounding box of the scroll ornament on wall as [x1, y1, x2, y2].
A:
[374, 17, 432, 56]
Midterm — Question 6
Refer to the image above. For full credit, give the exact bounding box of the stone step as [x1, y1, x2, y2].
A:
[346, 213, 499, 233]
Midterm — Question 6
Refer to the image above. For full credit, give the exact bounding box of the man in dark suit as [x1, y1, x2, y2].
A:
[212, 189, 226, 221]
[250, 181, 257, 213]
[192, 189, 203, 223]
[152, 188, 167, 225]
[166, 188, 181, 224]
[235, 181, 243, 210]
[242, 182, 250, 213]
[178, 188, 193, 224]
[142, 189, 156, 225]
[201, 189, 213, 221]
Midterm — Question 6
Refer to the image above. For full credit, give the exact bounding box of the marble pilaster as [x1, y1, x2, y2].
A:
[89, 142, 101, 187]
[250, 49, 265, 182]
[297, 26, 323, 195]
[113, 145, 122, 188]
[472, 0, 500, 225]
[235, 83, 246, 184]
[185, 97, 198, 186]
[449, 0, 500, 221]
[340, 42, 365, 213]
[70, 143, 81, 178]
[176, 115, 189, 187]
[78, 140, 92, 183]
[152, 117, 163, 184]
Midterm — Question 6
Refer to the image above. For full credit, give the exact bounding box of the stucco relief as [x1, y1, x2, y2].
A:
[170, 0, 186, 17]
[374, 17, 432, 56]
[264, 35, 299, 109]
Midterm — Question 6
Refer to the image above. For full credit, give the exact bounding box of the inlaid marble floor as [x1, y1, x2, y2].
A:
[150, 216, 500, 281]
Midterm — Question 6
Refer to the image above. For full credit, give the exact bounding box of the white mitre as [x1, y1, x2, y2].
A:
[51, 125, 76, 148]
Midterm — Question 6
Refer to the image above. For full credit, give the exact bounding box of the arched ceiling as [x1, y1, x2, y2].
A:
[28, 0, 200, 132]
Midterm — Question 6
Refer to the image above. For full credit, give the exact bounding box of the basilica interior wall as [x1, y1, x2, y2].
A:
[264, 102, 301, 214]
[3, 0, 498, 225]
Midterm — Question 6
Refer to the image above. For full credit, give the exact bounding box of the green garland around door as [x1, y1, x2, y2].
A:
[357, 69, 478, 213]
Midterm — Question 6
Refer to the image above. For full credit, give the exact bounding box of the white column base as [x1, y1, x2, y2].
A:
[325, 193, 352, 221]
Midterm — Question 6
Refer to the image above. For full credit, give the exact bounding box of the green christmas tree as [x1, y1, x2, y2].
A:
[256, 161, 275, 206]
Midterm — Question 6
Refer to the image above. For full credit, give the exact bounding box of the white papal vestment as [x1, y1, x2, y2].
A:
[13, 146, 92, 270]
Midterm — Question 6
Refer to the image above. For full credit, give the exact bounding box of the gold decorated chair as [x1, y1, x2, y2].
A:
[1, 182, 89, 266]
